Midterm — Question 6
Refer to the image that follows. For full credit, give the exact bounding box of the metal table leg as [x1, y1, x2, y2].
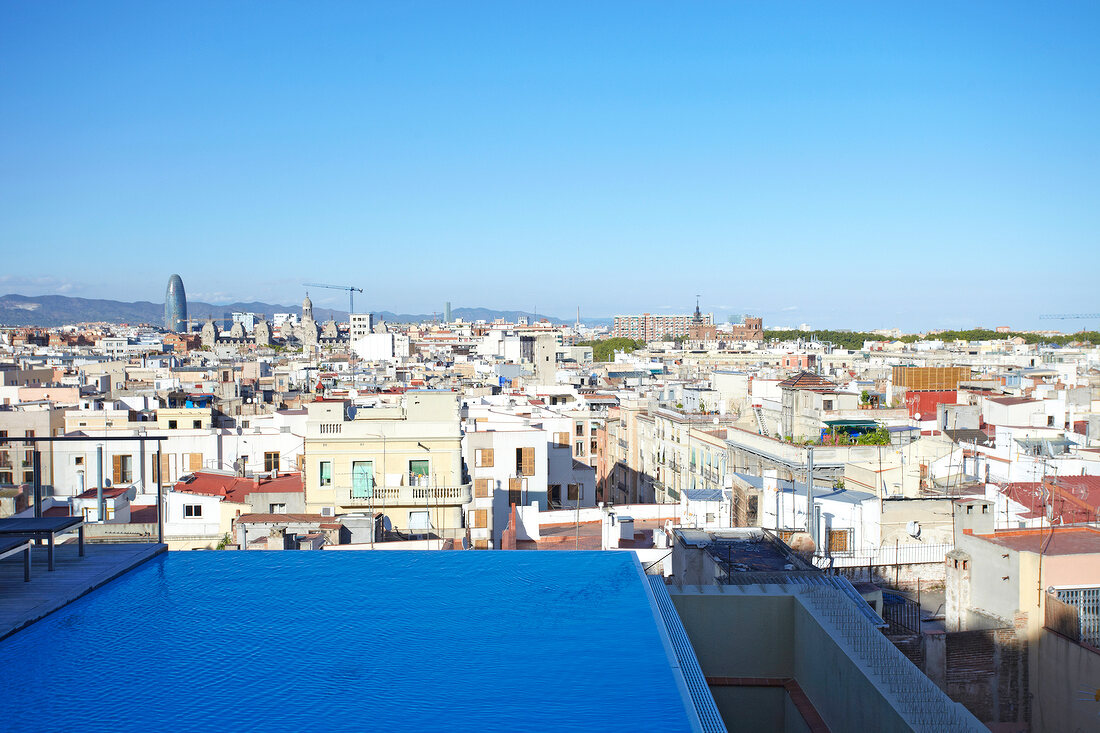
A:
[79, 525, 85, 557]
[23, 545, 30, 582]
[47, 533, 54, 571]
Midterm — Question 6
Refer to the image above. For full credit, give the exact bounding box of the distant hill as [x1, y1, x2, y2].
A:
[0, 293, 567, 327]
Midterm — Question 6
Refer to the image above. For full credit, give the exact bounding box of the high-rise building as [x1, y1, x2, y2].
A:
[164, 274, 187, 332]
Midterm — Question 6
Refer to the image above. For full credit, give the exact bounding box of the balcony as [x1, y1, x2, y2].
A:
[339, 483, 472, 507]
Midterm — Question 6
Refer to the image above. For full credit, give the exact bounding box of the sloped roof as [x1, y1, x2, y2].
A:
[173, 471, 304, 503]
[777, 371, 839, 393]
[999, 476, 1100, 522]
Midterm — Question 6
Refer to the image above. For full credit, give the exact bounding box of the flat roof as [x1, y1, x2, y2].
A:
[975, 527, 1100, 555]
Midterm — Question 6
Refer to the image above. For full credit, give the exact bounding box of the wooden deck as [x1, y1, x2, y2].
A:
[0, 541, 166, 640]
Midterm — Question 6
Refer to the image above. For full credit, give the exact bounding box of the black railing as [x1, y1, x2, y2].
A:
[882, 591, 921, 635]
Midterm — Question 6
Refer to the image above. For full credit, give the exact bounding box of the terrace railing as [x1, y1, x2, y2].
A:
[1048, 586, 1100, 647]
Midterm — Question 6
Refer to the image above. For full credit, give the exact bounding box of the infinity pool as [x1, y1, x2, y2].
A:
[0, 551, 697, 732]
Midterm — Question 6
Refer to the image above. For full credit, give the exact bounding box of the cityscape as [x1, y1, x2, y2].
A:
[2, 3, 1098, 733]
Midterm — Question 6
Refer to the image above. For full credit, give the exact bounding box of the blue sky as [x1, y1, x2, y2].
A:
[1, 2, 1097, 331]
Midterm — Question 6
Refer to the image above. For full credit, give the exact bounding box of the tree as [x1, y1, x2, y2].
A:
[578, 338, 646, 362]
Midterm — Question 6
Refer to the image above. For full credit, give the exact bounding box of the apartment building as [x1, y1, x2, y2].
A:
[0, 404, 66, 489]
[303, 391, 468, 537]
[612, 312, 712, 341]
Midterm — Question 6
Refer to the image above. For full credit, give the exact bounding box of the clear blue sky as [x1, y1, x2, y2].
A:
[1, 2, 1097, 331]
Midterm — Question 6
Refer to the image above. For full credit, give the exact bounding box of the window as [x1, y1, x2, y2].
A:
[0, 471, 10, 485]
[705, 512, 716, 523]
[575, 422, 584, 436]
[24, 430, 34, 438]
[193, 420, 202, 429]
[981, 504, 988, 514]
[409, 460, 429, 484]
[575, 441, 584, 455]
[264, 451, 280, 472]
[471, 509, 488, 529]
[555, 432, 570, 448]
[352, 461, 374, 498]
[183, 504, 202, 518]
[189, 453, 203, 472]
[826, 528, 852, 554]
[319, 461, 332, 486]
[508, 477, 523, 506]
[24, 450, 33, 465]
[516, 447, 535, 476]
[168, 420, 177, 429]
[474, 478, 491, 498]
[112, 454, 133, 484]
[567, 484, 580, 501]
[75, 456, 84, 466]
[269, 503, 286, 514]
[823, 400, 833, 411]
[475, 448, 494, 468]
[23, 471, 34, 484]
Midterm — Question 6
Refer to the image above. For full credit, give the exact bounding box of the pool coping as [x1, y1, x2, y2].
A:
[0, 542, 167, 641]
[634, 554, 724, 733]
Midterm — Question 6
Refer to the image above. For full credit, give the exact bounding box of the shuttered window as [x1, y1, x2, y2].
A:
[112, 454, 132, 484]
[508, 478, 523, 506]
[827, 528, 852, 553]
[352, 461, 374, 498]
[472, 509, 488, 529]
[555, 432, 570, 448]
[474, 478, 491, 498]
[567, 484, 580, 501]
[189, 453, 203, 472]
[475, 449, 494, 467]
[517, 447, 535, 476]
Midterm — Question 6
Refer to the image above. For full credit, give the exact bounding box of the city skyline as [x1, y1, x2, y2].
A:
[2, 2, 1098, 330]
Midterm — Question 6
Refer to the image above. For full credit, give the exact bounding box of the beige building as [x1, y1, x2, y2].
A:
[156, 406, 214, 431]
[0, 404, 67, 490]
[303, 391, 469, 538]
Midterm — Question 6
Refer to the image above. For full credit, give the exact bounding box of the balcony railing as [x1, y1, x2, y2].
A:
[340, 483, 472, 507]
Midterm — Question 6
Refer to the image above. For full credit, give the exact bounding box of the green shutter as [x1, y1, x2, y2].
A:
[352, 461, 374, 498]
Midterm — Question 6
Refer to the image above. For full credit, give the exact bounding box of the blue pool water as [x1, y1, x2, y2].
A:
[0, 551, 695, 732]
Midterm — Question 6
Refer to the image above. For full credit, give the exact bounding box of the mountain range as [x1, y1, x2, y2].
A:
[0, 293, 572, 327]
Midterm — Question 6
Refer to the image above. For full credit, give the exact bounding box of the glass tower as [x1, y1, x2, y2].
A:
[164, 274, 188, 332]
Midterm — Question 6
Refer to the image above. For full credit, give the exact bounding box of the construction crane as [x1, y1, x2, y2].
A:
[302, 283, 364, 316]
[1038, 313, 1100, 332]
[1039, 313, 1100, 319]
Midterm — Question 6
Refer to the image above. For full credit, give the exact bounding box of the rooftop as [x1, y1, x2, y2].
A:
[973, 526, 1100, 555]
[778, 371, 839, 394]
[173, 471, 304, 503]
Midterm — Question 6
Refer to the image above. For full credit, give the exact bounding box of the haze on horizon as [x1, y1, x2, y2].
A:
[1, 2, 1097, 331]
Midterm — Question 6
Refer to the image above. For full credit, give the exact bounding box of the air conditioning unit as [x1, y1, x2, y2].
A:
[321, 507, 334, 517]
